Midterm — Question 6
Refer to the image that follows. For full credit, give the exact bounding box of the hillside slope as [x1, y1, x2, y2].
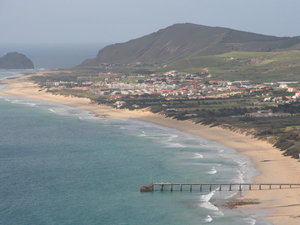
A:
[165, 51, 300, 82]
[80, 23, 300, 67]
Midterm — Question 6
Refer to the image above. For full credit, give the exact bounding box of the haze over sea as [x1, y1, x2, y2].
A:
[0, 70, 269, 223]
[0, 43, 106, 69]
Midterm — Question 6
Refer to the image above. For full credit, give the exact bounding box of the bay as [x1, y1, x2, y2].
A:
[0, 70, 269, 225]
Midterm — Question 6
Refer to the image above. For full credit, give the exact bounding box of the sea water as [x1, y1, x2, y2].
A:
[0, 43, 106, 69]
[0, 71, 270, 225]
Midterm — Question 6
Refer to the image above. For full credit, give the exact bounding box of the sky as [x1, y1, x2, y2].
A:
[1, 0, 300, 45]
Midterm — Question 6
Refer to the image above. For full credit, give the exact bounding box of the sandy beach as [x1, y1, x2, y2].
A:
[1, 74, 300, 225]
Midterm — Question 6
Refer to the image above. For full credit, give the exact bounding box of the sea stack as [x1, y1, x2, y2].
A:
[0, 52, 34, 69]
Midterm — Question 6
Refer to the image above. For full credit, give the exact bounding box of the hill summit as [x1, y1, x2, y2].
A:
[0, 52, 34, 69]
[80, 23, 300, 67]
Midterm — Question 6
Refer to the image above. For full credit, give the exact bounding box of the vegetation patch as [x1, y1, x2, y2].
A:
[223, 199, 260, 209]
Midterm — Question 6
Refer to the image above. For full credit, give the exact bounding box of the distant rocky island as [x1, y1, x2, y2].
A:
[0, 52, 34, 69]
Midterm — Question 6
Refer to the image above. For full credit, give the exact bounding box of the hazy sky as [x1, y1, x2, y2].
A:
[1, 0, 300, 44]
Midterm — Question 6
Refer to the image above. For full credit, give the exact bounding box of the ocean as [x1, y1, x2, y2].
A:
[0, 43, 106, 69]
[0, 70, 270, 225]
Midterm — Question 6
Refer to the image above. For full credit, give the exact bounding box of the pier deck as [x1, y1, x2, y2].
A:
[140, 182, 300, 192]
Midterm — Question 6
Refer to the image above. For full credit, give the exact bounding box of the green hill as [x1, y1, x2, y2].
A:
[80, 23, 300, 68]
[165, 50, 300, 82]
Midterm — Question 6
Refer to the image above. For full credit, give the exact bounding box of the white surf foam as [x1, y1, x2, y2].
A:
[199, 190, 224, 216]
[48, 107, 75, 116]
[138, 131, 146, 137]
[207, 167, 217, 175]
[48, 108, 56, 113]
[3, 98, 37, 107]
[25, 102, 37, 107]
[2, 95, 101, 122]
[232, 159, 248, 183]
[0, 69, 38, 81]
[165, 142, 186, 148]
[204, 215, 213, 223]
[1, 97, 11, 102]
[200, 191, 215, 202]
[193, 153, 204, 159]
[224, 192, 238, 200]
[200, 201, 220, 212]
[243, 217, 257, 225]
[166, 134, 179, 140]
[48, 106, 99, 121]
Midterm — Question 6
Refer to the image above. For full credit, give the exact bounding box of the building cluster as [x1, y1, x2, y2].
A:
[262, 81, 300, 103]
[44, 71, 300, 102]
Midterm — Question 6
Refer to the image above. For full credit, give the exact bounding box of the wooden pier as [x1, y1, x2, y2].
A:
[140, 182, 300, 192]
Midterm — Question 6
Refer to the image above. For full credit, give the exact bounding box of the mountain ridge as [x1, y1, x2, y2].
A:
[80, 23, 300, 68]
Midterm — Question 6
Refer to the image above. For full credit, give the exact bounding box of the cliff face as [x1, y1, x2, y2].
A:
[79, 23, 300, 67]
[0, 52, 34, 69]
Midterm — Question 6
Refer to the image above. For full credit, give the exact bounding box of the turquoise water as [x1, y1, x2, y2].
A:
[0, 71, 269, 225]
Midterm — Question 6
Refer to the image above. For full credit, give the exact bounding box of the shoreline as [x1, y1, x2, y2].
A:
[1, 74, 300, 224]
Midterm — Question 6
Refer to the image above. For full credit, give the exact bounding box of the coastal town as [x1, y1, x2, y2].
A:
[41, 70, 300, 105]
[30, 69, 300, 160]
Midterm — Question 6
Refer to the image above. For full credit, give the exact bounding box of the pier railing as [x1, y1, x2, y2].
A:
[140, 182, 300, 192]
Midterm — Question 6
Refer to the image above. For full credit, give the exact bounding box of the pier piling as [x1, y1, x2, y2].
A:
[140, 183, 300, 192]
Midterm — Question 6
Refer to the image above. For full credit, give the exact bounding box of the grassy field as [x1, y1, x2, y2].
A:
[164, 50, 300, 82]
